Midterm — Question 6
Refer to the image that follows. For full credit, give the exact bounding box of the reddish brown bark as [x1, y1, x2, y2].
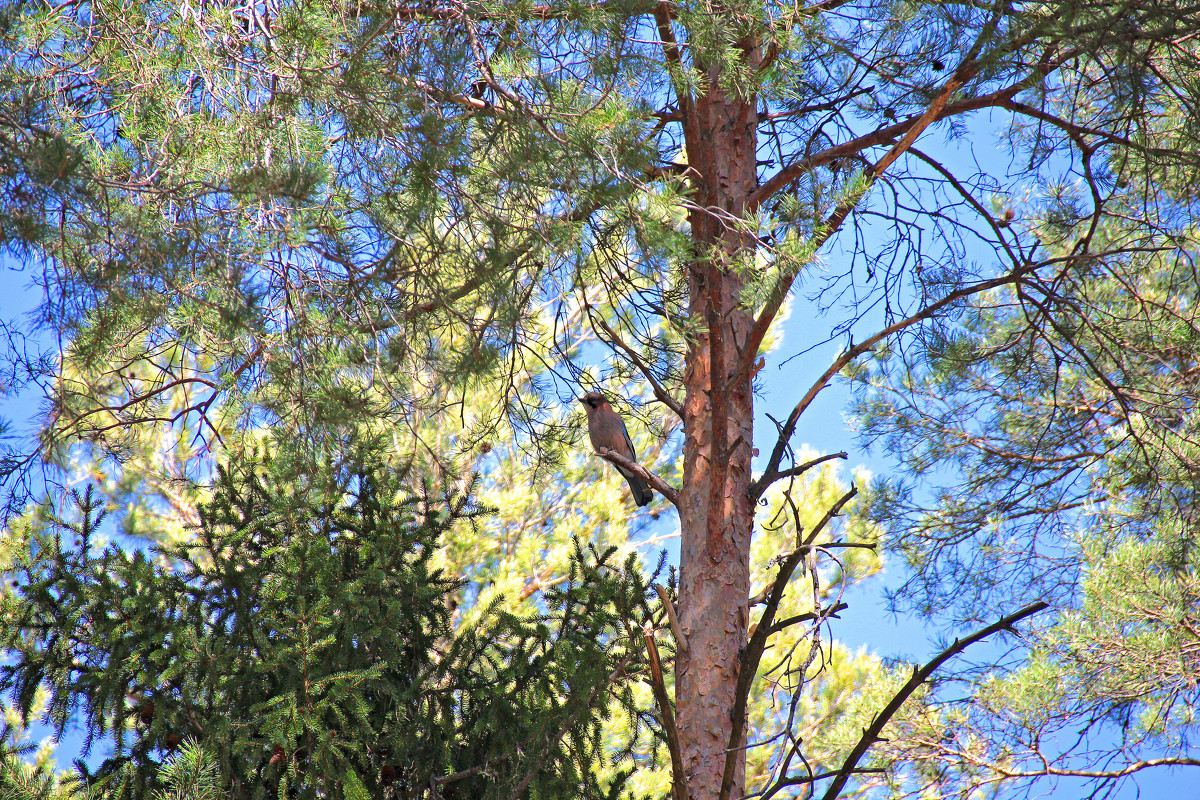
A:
[675, 51, 760, 800]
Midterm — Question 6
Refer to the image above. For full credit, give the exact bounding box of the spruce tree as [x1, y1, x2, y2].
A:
[0, 450, 659, 799]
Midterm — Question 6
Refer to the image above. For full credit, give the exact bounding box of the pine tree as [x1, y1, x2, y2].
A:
[1, 0, 1198, 798]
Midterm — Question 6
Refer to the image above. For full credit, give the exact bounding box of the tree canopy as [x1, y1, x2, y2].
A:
[0, 0, 1199, 798]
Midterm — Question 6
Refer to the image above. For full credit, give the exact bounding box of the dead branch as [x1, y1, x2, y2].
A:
[644, 627, 689, 800]
[654, 583, 688, 654]
[717, 487, 858, 800]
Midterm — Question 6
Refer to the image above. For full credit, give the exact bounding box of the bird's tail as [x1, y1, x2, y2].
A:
[619, 468, 653, 507]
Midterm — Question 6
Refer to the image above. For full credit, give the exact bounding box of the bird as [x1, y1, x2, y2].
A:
[579, 391, 653, 507]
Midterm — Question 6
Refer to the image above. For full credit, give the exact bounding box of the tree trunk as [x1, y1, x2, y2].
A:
[676, 54, 760, 800]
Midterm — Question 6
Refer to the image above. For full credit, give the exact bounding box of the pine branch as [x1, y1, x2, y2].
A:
[817, 601, 1051, 800]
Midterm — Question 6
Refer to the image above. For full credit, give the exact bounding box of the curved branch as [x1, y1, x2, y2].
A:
[751, 259, 1043, 500]
[752, 451, 846, 502]
[818, 601, 1051, 800]
[743, 51, 997, 368]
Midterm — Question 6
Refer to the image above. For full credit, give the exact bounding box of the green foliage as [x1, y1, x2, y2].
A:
[3, 0, 1200, 797]
[0, 743, 59, 800]
[853, 238, 1200, 618]
[860, 524, 1200, 796]
[0, 451, 658, 800]
[848, 63, 1200, 790]
[151, 740, 221, 800]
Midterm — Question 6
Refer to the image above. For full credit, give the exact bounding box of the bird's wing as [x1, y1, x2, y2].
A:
[617, 414, 637, 461]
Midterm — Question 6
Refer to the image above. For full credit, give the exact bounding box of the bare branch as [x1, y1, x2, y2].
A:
[743, 11, 1011, 369]
[769, 602, 849, 636]
[751, 82, 1014, 208]
[818, 601, 1051, 800]
[752, 451, 847, 502]
[644, 627, 689, 800]
[654, 583, 688, 654]
[760, 766, 888, 793]
[751, 260, 1044, 500]
[718, 487, 859, 800]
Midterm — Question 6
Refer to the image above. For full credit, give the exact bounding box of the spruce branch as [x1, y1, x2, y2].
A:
[505, 650, 636, 800]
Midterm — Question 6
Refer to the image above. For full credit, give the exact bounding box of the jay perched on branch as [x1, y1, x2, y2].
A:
[579, 391, 653, 507]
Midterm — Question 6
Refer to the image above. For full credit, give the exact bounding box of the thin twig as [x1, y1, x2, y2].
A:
[586, 305, 684, 418]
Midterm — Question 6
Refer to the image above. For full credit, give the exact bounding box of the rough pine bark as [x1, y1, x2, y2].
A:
[676, 40, 761, 800]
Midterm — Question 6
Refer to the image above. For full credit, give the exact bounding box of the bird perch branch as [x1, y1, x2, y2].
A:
[599, 449, 680, 508]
